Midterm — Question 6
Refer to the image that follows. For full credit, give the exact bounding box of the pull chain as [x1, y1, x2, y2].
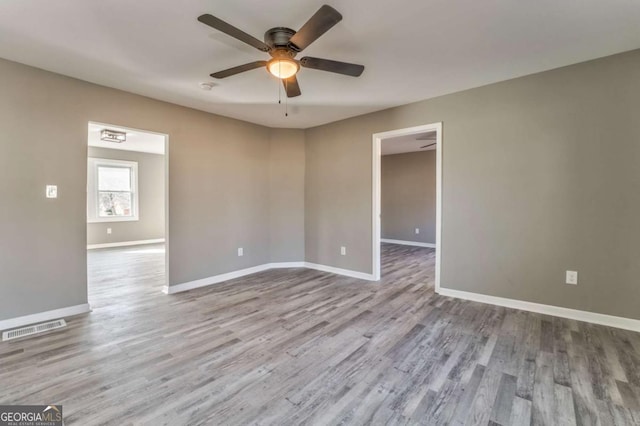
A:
[275, 61, 288, 117]
[278, 62, 282, 104]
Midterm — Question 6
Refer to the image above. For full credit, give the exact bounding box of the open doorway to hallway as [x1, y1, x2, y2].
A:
[372, 123, 442, 287]
[86, 122, 168, 308]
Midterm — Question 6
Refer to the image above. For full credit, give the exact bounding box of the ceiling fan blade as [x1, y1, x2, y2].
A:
[300, 57, 364, 77]
[210, 61, 267, 79]
[198, 14, 270, 52]
[289, 5, 342, 51]
[420, 143, 436, 149]
[283, 76, 302, 97]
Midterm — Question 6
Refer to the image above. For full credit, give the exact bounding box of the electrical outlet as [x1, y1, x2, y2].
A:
[107, 228, 112, 235]
[566, 270, 578, 285]
[415, 228, 420, 234]
[238, 247, 244, 257]
[340, 246, 346, 256]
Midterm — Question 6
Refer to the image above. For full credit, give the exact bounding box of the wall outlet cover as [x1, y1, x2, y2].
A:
[340, 246, 346, 256]
[566, 270, 578, 285]
[238, 247, 244, 257]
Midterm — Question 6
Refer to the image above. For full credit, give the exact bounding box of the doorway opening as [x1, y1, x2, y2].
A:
[372, 123, 442, 290]
[86, 122, 169, 308]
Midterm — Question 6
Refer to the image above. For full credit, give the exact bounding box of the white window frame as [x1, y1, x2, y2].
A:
[87, 157, 139, 223]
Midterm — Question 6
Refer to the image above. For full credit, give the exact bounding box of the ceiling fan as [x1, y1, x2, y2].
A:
[416, 132, 437, 149]
[197, 5, 365, 98]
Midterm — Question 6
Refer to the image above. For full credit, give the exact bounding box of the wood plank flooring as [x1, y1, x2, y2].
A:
[1, 243, 639, 425]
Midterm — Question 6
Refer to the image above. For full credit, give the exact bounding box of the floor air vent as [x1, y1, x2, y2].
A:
[2, 319, 67, 342]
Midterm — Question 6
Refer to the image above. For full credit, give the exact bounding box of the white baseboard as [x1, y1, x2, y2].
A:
[87, 238, 165, 250]
[381, 239, 436, 248]
[269, 262, 306, 269]
[0, 303, 92, 331]
[438, 287, 640, 333]
[304, 262, 376, 281]
[164, 264, 272, 294]
[163, 261, 374, 294]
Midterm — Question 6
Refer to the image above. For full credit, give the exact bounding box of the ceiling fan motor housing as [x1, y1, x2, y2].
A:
[264, 27, 297, 50]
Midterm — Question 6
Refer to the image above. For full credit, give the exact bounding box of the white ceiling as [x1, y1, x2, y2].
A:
[1, 1, 639, 129]
[382, 132, 436, 156]
[88, 123, 165, 155]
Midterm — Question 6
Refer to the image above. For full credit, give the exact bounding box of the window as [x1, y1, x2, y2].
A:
[88, 158, 139, 222]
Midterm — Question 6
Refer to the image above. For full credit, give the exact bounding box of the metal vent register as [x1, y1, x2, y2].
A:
[2, 319, 67, 341]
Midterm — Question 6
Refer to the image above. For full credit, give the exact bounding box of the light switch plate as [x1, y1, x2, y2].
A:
[238, 247, 244, 257]
[340, 246, 346, 256]
[46, 185, 57, 198]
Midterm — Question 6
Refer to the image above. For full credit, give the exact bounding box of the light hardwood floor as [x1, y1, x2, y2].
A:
[1, 243, 639, 425]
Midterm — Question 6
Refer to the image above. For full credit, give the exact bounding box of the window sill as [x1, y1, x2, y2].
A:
[88, 216, 139, 224]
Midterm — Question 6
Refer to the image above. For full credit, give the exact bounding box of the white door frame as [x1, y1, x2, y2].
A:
[372, 122, 442, 291]
[87, 121, 170, 294]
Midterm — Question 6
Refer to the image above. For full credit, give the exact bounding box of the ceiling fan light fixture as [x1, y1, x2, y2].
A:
[267, 58, 299, 79]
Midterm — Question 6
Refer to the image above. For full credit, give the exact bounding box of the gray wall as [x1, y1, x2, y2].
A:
[269, 129, 305, 262]
[3, 48, 640, 323]
[0, 58, 305, 321]
[305, 49, 640, 321]
[305, 121, 373, 273]
[381, 151, 436, 244]
[87, 147, 165, 245]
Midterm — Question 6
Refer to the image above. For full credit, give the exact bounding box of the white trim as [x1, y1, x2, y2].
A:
[87, 238, 165, 250]
[88, 216, 140, 223]
[372, 131, 382, 281]
[435, 124, 442, 293]
[372, 122, 442, 288]
[269, 262, 306, 268]
[304, 262, 376, 281]
[163, 261, 374, 294]
[381, 239, 436, 248]
[438, 288, 640, 333]
[0, 304, 92, 331]
[164, 133, 170, 293]
[163, 264, 272, 294]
